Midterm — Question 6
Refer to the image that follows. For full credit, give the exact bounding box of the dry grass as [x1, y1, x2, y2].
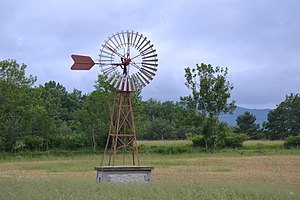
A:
[1, 155, 299, 185]
[154, 156, 300, 185]
[1, 152, 300, 199]
[244, 140, 285, 145]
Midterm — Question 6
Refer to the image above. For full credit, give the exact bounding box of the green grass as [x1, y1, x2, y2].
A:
[0, 178, 298, 200]
[0, 140, 300, 199]
[21, 160, 95, 172]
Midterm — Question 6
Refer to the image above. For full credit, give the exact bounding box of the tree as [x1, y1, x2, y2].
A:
[140, 99, 180, 140]
[0, 59, 37, 151]
[75, 75, 114, 153]
[264, 93, 300, 139]
[182, 63, 236, 118]
[236, 111, 260, 139]
[180, 63, 236, 151]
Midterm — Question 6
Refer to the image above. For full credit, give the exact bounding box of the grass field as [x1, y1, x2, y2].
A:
[0, 140, 299, 199]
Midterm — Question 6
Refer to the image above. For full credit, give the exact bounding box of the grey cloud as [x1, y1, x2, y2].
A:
[1, 0, 299, 109]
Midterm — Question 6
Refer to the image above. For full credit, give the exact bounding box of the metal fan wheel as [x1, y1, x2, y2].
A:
[99, 31, 158, 92]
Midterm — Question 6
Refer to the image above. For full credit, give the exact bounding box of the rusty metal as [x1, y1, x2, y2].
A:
[101, 91, 139, 166]
[70, 31, 158, 166]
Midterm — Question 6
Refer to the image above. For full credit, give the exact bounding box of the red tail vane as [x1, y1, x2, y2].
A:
[71, 54, 95, 70]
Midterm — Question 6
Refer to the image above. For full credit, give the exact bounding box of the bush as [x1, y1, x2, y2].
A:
[223, 133, 249, 148]
[153, 145, 192, 154]
[190, 135, 206, 147]
[24, 135, 45, 151]
[49, 134, 86, 150]
[190, 132, 248, 149]
[284, 135, 300, 149]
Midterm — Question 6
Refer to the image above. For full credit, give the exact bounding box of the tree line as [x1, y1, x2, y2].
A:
[1, 59, 299, 152]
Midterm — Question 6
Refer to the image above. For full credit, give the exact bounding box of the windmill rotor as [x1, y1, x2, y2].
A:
[99, 31, 158, 92]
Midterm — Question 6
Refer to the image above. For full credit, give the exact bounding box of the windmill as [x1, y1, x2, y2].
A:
[71, 31, 157, 182]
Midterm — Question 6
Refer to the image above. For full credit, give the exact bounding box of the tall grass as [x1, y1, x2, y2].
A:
[0, 140, 299, 199]
[1, 140, 299, 164]
[0, 178, 298, 200]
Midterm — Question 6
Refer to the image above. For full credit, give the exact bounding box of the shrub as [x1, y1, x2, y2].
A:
[190, 135, 206, 147]
[153, 145, 192, 154]
[49, 134, 86, 150]
[284, 135, 300, 149]
[24, 135, 45, 150]
[223, 133, 249, 148]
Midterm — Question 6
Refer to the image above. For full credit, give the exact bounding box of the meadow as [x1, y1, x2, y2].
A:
[0, 140, 299, 200]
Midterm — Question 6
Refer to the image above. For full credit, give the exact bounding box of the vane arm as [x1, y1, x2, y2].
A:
[104, 45, 124, 59]
[130, 61, 141, 70]
[130, 54, 141, 61]
[100, 63, 124, 66]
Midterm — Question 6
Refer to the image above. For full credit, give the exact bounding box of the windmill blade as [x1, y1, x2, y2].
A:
[139, 40, 151, 52]
[136, 73, 146, 87]
[105, 74, 114, 82]
[109, 75, 117, 85]
[141, 67, 156, 76]
[100, 49, 114, 56]
[127, 30, 131, 46]
[135, 34, 143, 49]
[141, 49, 156, 57]
[141, 62, 158, 67]
[130, 31, 134, 46]
[117, 33, 124, 48]
[103, 42, 117, 54]
[140, 68, 153, 80]
[102, 66, 116, 75]
[132, 74, 142, 91]
[129, 76, 136, 91]
[140, 44, 153, 54]
[138, 72, 151, 84]
[99, 59, 114, 62]
[102, 42, 123, 58]
[122, 31, 126, 46]
[142, 64, 158, 71]
[142, 54, 157, 59]
[99, 54, 113, 59]
[112, 33, 121, 48]
[118, 76, 125, 91]
[143, 59, 158, 63]
[133, 32, 139, 47]
[71, 55, 96, 70]
[124, 76, 129, 91]
[127, 76, 132, 91]
[109, 35, 119, 49]
[114, 75, 122, 89]
[137, 37, 147, 50]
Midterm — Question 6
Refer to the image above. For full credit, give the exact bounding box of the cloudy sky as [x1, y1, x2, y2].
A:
[1, 0, 299, 109]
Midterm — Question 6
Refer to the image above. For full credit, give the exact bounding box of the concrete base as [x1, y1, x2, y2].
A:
[94, 166, 154, 183]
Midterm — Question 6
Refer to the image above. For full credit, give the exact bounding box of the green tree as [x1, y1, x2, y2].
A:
[75, 75, 114, 153]
[264, 93, 300, 139]
[141, 99, 180, 140]
[236, 111, 261, 139]
[182, 63, 236, 118]
[181, 63, 236, 151]
[0, 59, 37, 151]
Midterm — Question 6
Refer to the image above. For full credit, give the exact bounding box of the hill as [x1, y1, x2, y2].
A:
[219, 106, 270, 127]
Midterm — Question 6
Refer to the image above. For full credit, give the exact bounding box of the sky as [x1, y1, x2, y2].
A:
[1, 0, 299, 109]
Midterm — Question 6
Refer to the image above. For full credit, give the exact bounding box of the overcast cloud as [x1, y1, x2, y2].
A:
[1, 0, 299, 109]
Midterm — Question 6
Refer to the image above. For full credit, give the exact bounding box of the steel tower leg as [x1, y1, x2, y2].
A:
[100, 91, 139, 166]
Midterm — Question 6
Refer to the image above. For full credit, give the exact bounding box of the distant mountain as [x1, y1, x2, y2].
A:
[219, 106, 271, 127]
